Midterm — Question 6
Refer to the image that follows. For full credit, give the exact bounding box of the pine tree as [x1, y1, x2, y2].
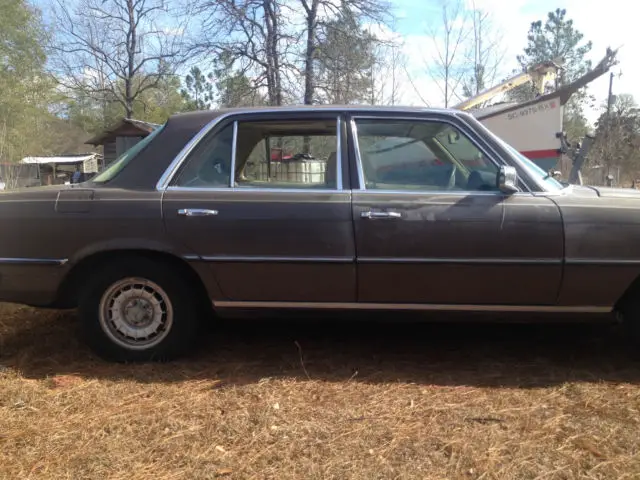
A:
[181, 66, 215, 111]
[512, 8, 593, 140]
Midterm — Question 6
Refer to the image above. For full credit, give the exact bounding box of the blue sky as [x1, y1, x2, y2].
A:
[389, 0, 636, 125]
[35, 0, 637, 126]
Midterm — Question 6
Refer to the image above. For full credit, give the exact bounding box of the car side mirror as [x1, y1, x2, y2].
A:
[497, 165, 519, 194]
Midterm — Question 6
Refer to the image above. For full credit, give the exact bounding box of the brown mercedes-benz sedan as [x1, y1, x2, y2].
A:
[1, 105, 640, 361]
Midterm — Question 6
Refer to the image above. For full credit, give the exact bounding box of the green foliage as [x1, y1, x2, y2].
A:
[181, 66, 215, 111]
[510, 8, 594, 138]
[511, 9, 592, 107]
[212, 53, 264, 108]
[0, 0, 63, 162]
[62, 71, 188, 138]
[133, 74, 189, 123]
[314, 8, 377, 104]
[590, 94, 640, 181]
[518, 8, 592, 87]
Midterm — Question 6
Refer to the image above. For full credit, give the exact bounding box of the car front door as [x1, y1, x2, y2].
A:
[162, 112, 356, 304]
[349, 114, 564, 307]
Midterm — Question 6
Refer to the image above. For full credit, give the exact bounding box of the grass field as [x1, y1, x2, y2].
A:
[1, 303, 640, 479]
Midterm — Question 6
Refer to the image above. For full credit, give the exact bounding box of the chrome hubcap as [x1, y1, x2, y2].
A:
[99, 278, 173, 350]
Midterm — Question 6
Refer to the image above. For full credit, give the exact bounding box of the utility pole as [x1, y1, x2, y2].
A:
[604, 72, 615, 179]
[606, 72, 614, 117]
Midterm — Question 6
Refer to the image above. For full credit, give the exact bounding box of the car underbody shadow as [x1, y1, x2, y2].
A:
[1, 306, 637, 388]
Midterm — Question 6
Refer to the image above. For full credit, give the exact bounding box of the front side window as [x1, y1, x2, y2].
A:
[354, 118, 500, 192]
[499, 139, 564, 191]
[235, 119, 339, 189]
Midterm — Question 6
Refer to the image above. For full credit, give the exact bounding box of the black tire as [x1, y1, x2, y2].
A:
[622, 298, 640, 345]
[78, 256, 202, 362]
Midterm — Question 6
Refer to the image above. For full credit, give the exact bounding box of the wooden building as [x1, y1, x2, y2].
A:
[85, 118, 160, 167]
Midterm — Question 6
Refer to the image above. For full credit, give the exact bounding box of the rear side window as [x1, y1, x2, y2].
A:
[92, 124, 165, 184]
[173, 123, 234, 188]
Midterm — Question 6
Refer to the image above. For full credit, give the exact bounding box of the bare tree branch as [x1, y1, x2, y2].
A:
[48, 0, 188, 119]
[425, 0, 469, 107]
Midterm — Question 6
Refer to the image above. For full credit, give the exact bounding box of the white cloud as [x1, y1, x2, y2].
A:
[163, 26, 185, 37]
[392, 0, 637, 125]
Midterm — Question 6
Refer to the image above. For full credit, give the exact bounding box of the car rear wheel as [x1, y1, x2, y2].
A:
[78, 257, 201, 362]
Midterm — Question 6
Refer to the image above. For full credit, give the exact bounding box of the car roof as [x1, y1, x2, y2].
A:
[166, 105, 459, 127]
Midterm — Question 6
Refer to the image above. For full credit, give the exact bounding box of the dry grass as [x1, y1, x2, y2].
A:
[1, 303, 640, 479]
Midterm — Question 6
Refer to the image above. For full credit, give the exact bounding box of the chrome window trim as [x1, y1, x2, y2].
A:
[164, 186, 348, 195]
[358, 257, 562, 265]
[199, 255, 354, 263]
[565, 258, 640, 266]
[158, 111, 344, 192]
[350, 114, 535, 194]
[354, 189, 512, 197]
[0, 257, 68, 266]
[336, 116, 343, 190]
[350, 119, 367, 191]
[229, 121, 238, 188]
[156, 115, 232, 190]
[212, 300, 611, 314]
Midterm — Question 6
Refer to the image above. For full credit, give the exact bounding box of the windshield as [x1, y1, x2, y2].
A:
[91, 124, 165, 184]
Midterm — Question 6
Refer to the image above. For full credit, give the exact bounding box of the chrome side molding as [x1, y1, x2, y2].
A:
[0, 257, 68, 266]
[212, 300, 611, 314]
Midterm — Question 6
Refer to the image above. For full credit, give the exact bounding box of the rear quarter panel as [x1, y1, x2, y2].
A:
[0, 187, 218, 307]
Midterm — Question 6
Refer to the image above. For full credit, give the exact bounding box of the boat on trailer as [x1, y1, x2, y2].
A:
[454, 49, 620, 173]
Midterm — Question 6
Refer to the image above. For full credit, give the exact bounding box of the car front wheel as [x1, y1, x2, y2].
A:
[78, 257, 201, 362]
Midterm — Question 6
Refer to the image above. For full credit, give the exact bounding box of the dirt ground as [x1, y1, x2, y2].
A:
[1, 303, 640, 479]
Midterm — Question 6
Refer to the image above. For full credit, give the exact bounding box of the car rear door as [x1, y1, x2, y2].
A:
[348, 113, 564, 307]
[162, 111, 356, 305]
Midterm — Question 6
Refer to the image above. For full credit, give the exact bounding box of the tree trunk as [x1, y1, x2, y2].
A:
[125, 79, 134, 118]
[263, 0, 282, 106]
[303, 0, 319, 105]
[126, 0, 136, 118]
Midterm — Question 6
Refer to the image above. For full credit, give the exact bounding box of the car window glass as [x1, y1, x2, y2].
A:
[173, 123, 234, 187]
[92, 124, 165, 184]
[235, 119, 338, 189]
[354, 119, 499, 192]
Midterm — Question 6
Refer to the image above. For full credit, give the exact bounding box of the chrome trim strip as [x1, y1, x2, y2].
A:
[164, 186, 346, 194]
[358, 257, 562, 265]
[0, 257, 68, 266]
[212, 300, 611, 314]
[200, 255, 354, 263]
[350, 119, 366, 190]
[162, 186, 535, 197]
[565, 258, 640, 266]
[230, 121, 238, 188]
[353, 190, 507, 197]
[336, 116, 343, 190]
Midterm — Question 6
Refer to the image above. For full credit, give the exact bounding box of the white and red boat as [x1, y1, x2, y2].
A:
[454, 49, 619, 172]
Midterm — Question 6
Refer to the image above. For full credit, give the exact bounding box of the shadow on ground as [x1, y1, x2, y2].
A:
[1, 308, 639, 388]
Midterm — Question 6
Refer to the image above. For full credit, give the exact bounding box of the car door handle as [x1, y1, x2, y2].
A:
[361, 210, 402, 219]
[177, 208, 219, 217]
